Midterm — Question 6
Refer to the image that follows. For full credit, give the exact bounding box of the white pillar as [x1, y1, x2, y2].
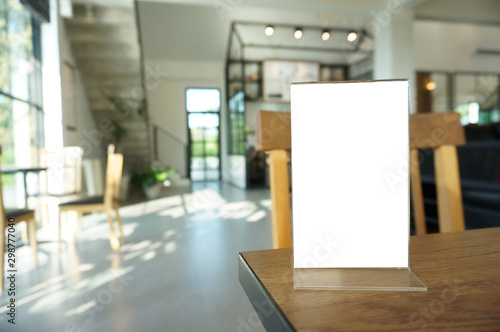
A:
[42, 0, 63, 151]
[373, 9, 416, 113]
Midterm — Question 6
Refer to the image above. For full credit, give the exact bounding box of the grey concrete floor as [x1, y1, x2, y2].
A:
[0, 182, 271, 332]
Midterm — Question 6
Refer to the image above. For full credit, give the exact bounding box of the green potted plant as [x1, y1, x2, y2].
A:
[105, 95, 146, 151]
[131, 166, 175, 199]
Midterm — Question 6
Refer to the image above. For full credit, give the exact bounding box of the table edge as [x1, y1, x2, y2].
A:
[238, 252, 295, 332]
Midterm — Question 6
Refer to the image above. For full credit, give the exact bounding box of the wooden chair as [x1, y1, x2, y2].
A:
[256, 111, 467, 248]
[410, 112, 466, 234]
[58, 146, 125, 253]
[29, 146, 84, 229]
[256, 111, 292, 249]
[0, 146, 39, 290]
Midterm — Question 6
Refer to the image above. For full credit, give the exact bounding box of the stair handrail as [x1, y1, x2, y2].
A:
[150, 124, 189, 176]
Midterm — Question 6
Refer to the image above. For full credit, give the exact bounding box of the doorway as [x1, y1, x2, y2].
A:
[186, 88, 221, 181]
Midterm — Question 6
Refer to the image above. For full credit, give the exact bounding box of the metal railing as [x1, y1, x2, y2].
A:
[150, 124, 188, 176]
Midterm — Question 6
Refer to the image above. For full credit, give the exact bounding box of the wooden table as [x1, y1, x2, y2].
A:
[239, 227, 500, 331]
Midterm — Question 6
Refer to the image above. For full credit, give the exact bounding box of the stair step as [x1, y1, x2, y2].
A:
[72, 4, 135, 25]
[66, 17, 136, 29]
[86, 87, 143, 99]
[66, 24, 137, 37]
[72, 40, 139, 52]
[76, 58, 140, 74]
[82, 76, 142, 88]
[65, 29, 138, 44]
[73, 47, 139, 60]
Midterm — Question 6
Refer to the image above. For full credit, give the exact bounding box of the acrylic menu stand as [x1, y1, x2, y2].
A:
[290, 79, 427, 291]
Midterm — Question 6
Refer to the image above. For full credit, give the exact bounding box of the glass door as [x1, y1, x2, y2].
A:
[186, 88, 221, 181]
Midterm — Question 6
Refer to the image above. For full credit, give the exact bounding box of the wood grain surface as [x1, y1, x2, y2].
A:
[256, 111, 291, 151]
[240, 227, 500, 331]
[410, 112, 465, 149]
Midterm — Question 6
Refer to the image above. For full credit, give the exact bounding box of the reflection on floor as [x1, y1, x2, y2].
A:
[0, 182, 270, 332]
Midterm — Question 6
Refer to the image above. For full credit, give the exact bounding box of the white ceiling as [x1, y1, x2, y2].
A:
[132, 0, 500, 63]
[415, 0, 500, 25]
[137, 2, 229, 61]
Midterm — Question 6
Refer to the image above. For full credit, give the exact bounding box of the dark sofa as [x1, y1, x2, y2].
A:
[417, 139, 500, 230]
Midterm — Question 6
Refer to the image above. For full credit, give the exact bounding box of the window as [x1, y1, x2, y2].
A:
[454, 73, 499, 125]
[0, 0, 45, 206]
[0, 0, 44, 165]
[417, 71, 500, 126]
[186, 88, 221, 181]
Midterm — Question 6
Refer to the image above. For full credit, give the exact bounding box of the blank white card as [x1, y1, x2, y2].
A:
[291, 80, 409, 268]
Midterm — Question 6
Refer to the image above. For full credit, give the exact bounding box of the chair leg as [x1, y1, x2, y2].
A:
[21, 223, 28, 242]
[78, 212, 83, 230]
[106, 209, 120, 252]
[40, 202, 50, 229]
[70, 211, 78, 244]
[27, 218, 39, 267]
[114, 208, 125, 242]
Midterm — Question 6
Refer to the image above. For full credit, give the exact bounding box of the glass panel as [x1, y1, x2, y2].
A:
[0, 93, 14, 165]
[190, 157, 205, 170]
[202, 113, 219, 128]
[455, 74, 499, 125]
[186, 88, 221, 181]
[293, 268, 427, 291]
[190, 170, 205, 182]
[188, 113, 219, 129]
[205, 170, 220, 181]
[190, 128, 203, 142]
[228, 92, 245, 155]
[205, 156, 219, 169]
[205, 142, 219, 157]
[190, 143, 203, 159]
[204, 127, 218, 139]
[186, 88, 220, 112]
[188, 113, 205, 129]
[0, 96, 34, 166]
[428, 73, 448, 112]
[0, 0, 33, 101]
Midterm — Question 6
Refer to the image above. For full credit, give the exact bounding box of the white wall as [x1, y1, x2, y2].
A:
[41, 0, 63, 152]
[414, 21, 500, 73]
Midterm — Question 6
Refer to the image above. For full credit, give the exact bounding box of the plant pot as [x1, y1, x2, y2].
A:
[144, 183, 162, 199]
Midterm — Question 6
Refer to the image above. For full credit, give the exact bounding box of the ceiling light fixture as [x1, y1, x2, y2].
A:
[265, 25, 274, 36]
[347, 31, 357, 42]
[321, 30, 330, 41]
[426, 81, 436, 91]
[294, 27, 303, 39]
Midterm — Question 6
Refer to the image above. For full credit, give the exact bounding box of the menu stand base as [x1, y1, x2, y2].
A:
[293, 267, 427, 291]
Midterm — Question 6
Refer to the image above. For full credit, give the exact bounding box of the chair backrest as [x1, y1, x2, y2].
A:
[41, 146, 84, 195]
[257, 111, 467, 249]
[410, 112, 466, 234]
[103, 145, 124, 207]
[256, 110, 292, 249]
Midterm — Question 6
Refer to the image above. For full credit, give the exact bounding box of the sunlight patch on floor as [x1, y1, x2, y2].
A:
[65, 300, 97, 318]
[246, 210, 267, 222]
[164, 241, 177, 254]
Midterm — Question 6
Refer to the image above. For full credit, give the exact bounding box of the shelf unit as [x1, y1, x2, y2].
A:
[225, 21, 372, 188]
